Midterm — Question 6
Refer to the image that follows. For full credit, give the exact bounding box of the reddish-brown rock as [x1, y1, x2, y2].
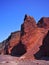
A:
[0, 15, 49, 60]
[0, 31, 21, 55]
[38, 31, 49, 57]
[21, 15, 37, 46]
[7, 31, 21, 54]
[37, 17, 49, 29]
[21, 15, 37, 34]
[21, 16, 49, 59]
[21, 28, 48, 59]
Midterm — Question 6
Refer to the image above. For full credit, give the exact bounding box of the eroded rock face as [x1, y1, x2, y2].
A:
[21, 15, 37, 35]
[0, 31, 21, 55]
[0, 15, 49, 60]
[34, 31, 49, 59]
[11, 42, 26, 57]
[21, 16, 49, 59]
[21, 15, 37, 47]
[37, 17, 49, 29]
[7, 31, 21, 54]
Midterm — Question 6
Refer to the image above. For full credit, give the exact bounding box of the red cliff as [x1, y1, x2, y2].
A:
[0, 15, 49, 60]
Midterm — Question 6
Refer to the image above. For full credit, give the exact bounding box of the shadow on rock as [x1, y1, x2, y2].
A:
[11, 41, 27, 57]
[34, 31, 49, 60]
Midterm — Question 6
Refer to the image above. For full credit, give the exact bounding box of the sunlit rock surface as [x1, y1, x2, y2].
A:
[0, 15, 49, 61]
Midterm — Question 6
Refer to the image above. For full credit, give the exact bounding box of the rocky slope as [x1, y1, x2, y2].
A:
[0, 15, 49, 60]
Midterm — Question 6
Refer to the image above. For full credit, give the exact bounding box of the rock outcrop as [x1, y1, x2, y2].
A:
[0, 31, 21, 55]
[0, 15, 49, 60]
[37, 17, 49, 29]
[21, 15, 37, 34]
[21, 15, 37, 47]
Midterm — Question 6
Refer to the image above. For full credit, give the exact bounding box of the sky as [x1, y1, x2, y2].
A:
[0, 0, 49, 42]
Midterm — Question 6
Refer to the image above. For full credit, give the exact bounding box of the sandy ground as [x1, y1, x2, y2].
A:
[0, 55, 49, 65]
[0, 60, 49, 65]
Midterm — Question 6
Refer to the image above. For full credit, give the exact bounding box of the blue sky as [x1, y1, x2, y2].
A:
[0, 0, 49, 42]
